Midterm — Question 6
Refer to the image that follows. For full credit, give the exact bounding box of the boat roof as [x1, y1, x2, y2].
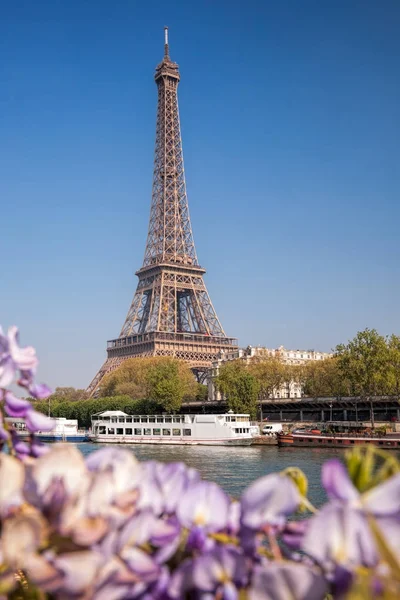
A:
[92, 411, 250, 418]
[93, 410, 129, 417]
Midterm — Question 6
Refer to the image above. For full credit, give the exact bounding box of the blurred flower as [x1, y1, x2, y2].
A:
[177, 480, 230, 532]
[249, 562, 327, 600]
[241, 473, 301, 530]
[3, 391, 31, 418]
[1, 508, 47, 569]
[192, 546, 248, 600]
[0, 453, 24, 516]
[302, 459, 400, 572]
[25, 409, 54, 433]
[0, 326, 38, 387]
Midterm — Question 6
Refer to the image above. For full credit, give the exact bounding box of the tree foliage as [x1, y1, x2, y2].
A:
[215, 361, 259, 419]
[335, 329, 390, 399]
[100, 357, 197, 412]
[48, 387, 89, 402]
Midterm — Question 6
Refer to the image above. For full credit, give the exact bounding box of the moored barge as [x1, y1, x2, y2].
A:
[278, 423, 400, 449]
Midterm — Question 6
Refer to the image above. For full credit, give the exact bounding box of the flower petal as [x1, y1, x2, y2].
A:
[4, 391, 31, 418]
[302, 501, 378, 570]
[362, 473, 400, 517]
[249, 562, 327, 600]
[0, 454, 24, 516]
[25, 409, 54, 433]
[28, 382, 52, 399]
[0, 356, 15, 387]
[322, 459, 359, 502]
[241, 473, 300, 529]
[177, 481, 230, 532]
[7, 326, 38, 371]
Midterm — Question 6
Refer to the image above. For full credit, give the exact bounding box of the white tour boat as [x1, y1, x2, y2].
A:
[90, 411, 256, 446]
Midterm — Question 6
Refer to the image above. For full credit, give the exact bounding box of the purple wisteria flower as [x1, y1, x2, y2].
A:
[177, 479, 230, 532]
[0, 326, 38, 387]
[302, 459, 400, 573]
[248, 562, 327, 600]
[241, 472, 301, 530]
[192, 546, 248, 600]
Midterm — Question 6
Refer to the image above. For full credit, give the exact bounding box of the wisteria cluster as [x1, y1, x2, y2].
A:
[1, 327, 400, 599]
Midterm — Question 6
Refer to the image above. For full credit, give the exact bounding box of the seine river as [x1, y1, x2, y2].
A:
[76, 443, 353, 506]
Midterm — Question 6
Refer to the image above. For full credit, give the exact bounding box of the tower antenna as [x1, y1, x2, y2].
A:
[164, 26, 169, 57]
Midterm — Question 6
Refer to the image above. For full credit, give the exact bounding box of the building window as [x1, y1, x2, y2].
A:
[134, 428, 142, 435]
[183, 429, 191, 436]
[116, 428, 123, 435]
[125, 428, 132, 435]
[173, 429, 181, 436]
[163, 429, 171, 436]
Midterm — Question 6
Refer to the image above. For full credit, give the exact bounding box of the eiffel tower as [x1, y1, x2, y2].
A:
[87, 28, 237, 396]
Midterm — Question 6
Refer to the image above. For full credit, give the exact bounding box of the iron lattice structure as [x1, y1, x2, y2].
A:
[87, 29, 237, 396]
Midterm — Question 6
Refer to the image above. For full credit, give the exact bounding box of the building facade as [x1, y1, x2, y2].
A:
[207, 345, 333, 401]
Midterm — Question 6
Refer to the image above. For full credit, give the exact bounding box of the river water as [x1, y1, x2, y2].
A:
[76, 443, 354, 506]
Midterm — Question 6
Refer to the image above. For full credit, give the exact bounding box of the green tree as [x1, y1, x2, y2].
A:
[215, 360, 259, 419]
[48, 387, 88, 402]
[101, 357, 197, 412]
[387, 334, 400, 399]
[301, 357, 343, 398]
[335, 329, 389, 427]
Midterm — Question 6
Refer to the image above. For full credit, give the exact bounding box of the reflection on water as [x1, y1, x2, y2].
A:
[77, 443, 354, 506]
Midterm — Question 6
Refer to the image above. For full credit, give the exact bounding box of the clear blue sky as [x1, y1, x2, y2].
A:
[1, 0, 399, 389]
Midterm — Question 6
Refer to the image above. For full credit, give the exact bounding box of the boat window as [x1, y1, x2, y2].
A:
[153, 428, 161, 435]
[183, 429, 191, 436]
[173, 429, 181, 436]
[141, 417, 148, 423]
[163, 429, 171, 436]
[338, 440, 343, 444]
[134, 417, 140, 423]
[149, 417, 156, 423]
[144, 429, 151, 435]
[157, 417, 164, 423]
[111, 418, 117, 423]
[126, 417, 132, 423]
[108, 428, 115, 435]
[328, 439, 332, 443]
[351, 440, 355, 444]
[134, 429, 142, 435]
[173, 417, 181, 423]
[103, 417, 110, 422]
[99, 426, 106, 434]
[226, 417, 230, 422]
[125, 428, 132, 435]
[117, 428, 123, 435]
[231, 417, 236, 422]
[118, 417, 125, 423]
[165, 417, 172, 423]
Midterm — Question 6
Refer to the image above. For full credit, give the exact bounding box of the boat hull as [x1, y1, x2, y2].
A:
[278, 433, 400, 449]
[18, 433, 89, 443]
[90, 435, 253, 446]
